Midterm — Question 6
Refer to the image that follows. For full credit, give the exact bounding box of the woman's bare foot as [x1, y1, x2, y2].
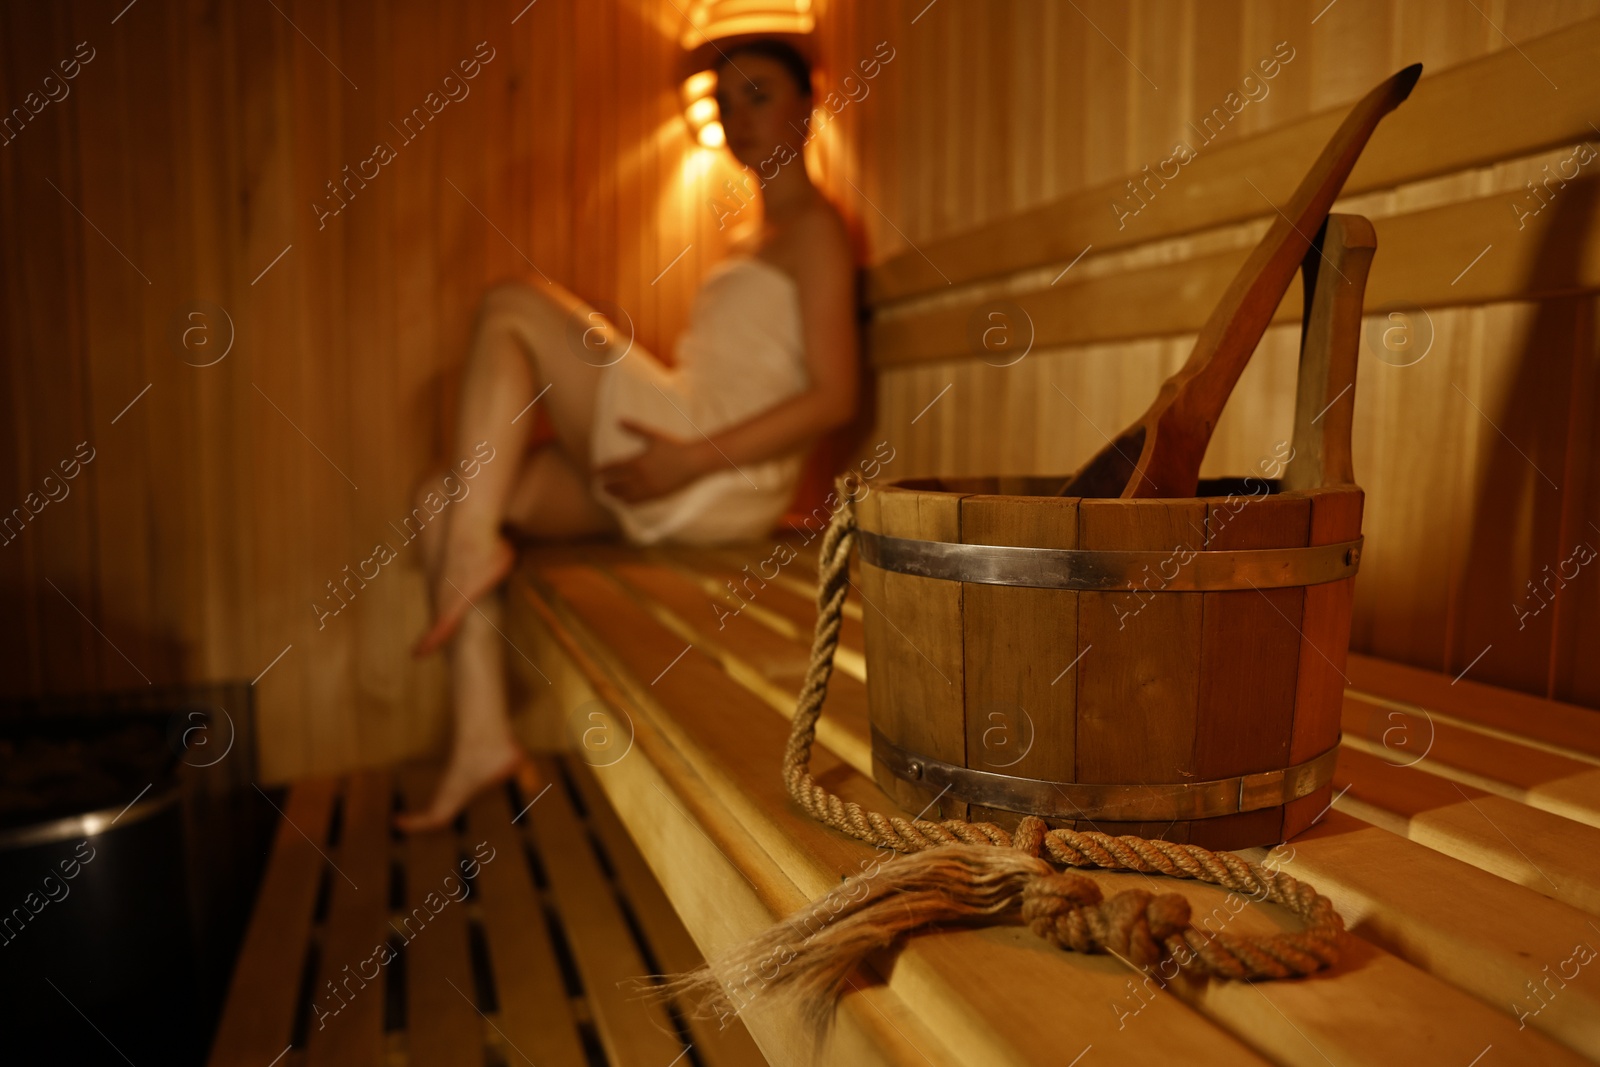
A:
[394, 738, 540, 834]
[412, 533, 517, 658]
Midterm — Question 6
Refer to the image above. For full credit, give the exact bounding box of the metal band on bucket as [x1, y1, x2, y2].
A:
[872, 727, 1339, 822]
[858, 530, 1362, 591]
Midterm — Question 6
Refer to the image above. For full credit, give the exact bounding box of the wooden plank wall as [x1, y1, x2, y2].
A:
[817, 0, 1600, 710]
[0, 0, 757, 780]
[4, 0, 1597, 783]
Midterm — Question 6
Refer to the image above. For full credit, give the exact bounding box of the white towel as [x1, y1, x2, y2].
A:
[589, 255, 810, 545]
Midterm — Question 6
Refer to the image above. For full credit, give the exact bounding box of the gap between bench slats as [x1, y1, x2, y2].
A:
[1333, 746, 1600, 915]
[1341, 695, 1600, 829]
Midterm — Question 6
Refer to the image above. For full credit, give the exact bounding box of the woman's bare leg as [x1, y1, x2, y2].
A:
[413, 280, 623, 655]
[397, 444, 619, 832]
[395, 487, 522, 833]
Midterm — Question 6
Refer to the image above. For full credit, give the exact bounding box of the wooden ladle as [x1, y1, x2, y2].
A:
[1055, 62, 1422, 499]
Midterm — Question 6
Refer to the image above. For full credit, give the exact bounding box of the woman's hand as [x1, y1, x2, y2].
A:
[596, 419, 711, 503]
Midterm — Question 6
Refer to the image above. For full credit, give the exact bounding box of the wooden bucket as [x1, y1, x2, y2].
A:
[855, 474, 1361, 850]
[856, 216, 1376, 851]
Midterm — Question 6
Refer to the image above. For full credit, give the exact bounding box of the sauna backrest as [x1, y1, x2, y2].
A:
[859, 17, 1600, 363]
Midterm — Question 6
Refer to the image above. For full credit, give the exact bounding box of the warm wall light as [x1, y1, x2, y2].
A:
[676, 0, 814, 149]
[679, 0, 814, 50]
[679, 69, 724, 148]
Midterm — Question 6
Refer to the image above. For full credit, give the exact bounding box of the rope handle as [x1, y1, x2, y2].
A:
[780, 475, 1345, 981]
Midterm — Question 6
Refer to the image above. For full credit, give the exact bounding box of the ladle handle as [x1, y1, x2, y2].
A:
[1283, 214, 1377, 492]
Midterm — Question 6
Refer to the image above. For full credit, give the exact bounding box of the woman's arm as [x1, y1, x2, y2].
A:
[599, 207, 859, 503]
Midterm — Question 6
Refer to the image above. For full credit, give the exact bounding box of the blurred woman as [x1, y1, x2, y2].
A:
[397, 39, 860, 831]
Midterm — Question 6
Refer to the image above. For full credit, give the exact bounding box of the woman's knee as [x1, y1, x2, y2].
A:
[479, 277, 585, 330]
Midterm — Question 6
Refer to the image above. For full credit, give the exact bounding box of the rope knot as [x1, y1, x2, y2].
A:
[1019, 869, 1102, 943]
[1023, 874, 1192, 968]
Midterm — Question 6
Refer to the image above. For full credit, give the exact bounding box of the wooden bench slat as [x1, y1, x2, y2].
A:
[1174, 929, 1583, 1066]
[208, 778, 337, 1067]
[1246, 810, 1600, 1059]
[562, 757, 770, 1067]
[1342, 694, 1600, 829]
[1348, 652, 1600, 763]
[865, 15, 1600, 305]
[524, 556, 1579, 1066]
[653, 545, 819, 637]
[522, 755, 689, 1066]
[699, 543, 862, 623]
[526, 561, 1272, 1066]
[607, 559, 875, 774]
[661, 545, 870, 684]
[868, 179, 1600, 368]
[306, 770, 396, 1067]
[399, 767, 486, 1067]
[615, 560, 814, 694]
[464, 783, 589, 1065]
[1334, 746, 1600, 915]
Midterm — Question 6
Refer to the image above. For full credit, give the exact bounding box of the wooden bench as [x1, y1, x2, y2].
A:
[210, 546, 1600, 1065]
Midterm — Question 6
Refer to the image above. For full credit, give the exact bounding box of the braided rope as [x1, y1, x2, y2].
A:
[781, 476, 1344, 980]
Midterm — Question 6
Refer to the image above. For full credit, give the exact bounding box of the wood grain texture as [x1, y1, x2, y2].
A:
[860, 483, 970, 820]
[867, 185, 1600, 367]
[465, 783, 589, 1065]
[1348, 651, 1600, 761]
[866, 12, 1600, 303]
[1333, 745, 1600, 915]
[523, 556, 1276, 1067]
[8, 0, 1600, 782]
[1248, 810, 1600, 1059]
[207, 779, 336, 1066]
[1074, 497, 1206, 841]
[562, 757, 769, 1067]
[1282, 487, 1365, 840]
[0, 0, 767, 779]
[1341, 692, 1600, 829]
[522, 756, 689, 1067]
[1190, 492, 1310, 847]
[305, 771, 392, 1067]
[397, 769, 482, 1067]
[959, 495, 1078, 826]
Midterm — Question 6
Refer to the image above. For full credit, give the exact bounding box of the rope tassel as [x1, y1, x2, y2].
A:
[656, 845, 1193, 1034]
[655, 476, 1345, 1027]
